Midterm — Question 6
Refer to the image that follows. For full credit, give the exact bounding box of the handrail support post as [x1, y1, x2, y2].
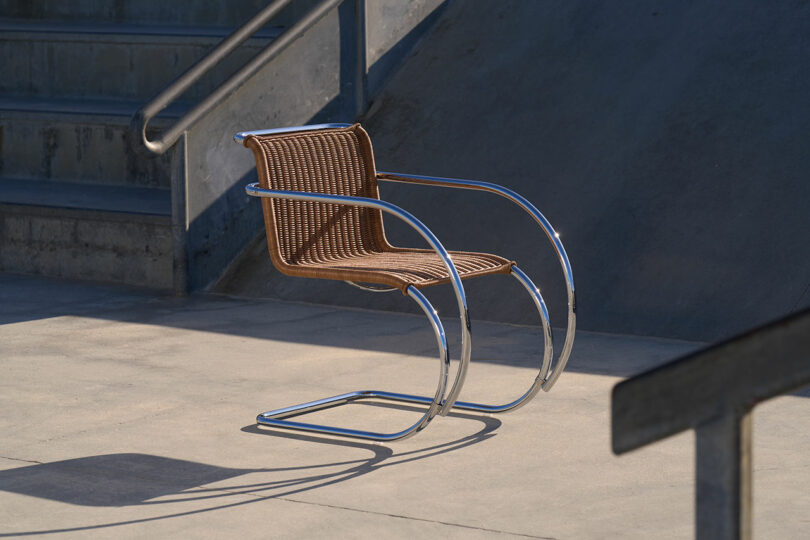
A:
[170, 132, 189, 295]
[612, 308, 810, 538]
[695, 410, 752, 540]
[354, 0, 368, 116]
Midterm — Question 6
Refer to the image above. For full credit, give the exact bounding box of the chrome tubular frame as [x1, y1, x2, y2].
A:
[449, 265, 554, 414]
[344, 281, 398, 293]
[377, 171, 576, 391]
[240, 128, 573, 439]
[255, 286, 448, 441]
[244, 182, 472, 440]
[233, 123, 352, 144]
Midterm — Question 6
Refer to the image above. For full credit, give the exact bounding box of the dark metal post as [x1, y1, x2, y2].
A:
[695, 410, 752, 540]
[170, 132, 189, 295]
[612, 309, 810, 539]
[354, 0, 367, 116]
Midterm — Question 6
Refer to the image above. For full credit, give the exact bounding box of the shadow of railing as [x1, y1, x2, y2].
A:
[0, 404, 499, 537]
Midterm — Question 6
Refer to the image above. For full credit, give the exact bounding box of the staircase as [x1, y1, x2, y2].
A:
[0, 1, 283, 289]
[0, 0, 447, 292]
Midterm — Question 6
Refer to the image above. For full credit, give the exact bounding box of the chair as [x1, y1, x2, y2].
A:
[236, 123, 575, 441]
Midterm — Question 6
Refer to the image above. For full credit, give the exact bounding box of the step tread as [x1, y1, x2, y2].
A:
[0, 95, 190, 120]
[0, 19, 282, 41]
[0, 178, 171, 216]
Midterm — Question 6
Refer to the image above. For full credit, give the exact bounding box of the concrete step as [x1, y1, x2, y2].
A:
[0, 20, 281, 101]
[0, 177, 170, 215]
[0, 96, 182, 188]
[0, 183, 173, 289]
[0, 0, 310, 27]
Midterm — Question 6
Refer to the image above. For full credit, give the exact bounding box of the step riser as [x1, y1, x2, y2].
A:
[0, 0, 274, 27]
[1, 33, 272, 101]
[0, 204, 173, 289]
[0, 114, 172, 188]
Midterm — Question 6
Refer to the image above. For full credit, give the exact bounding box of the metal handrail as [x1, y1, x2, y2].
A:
[130, 0, 344, 155]
[612, 308, 810, 539]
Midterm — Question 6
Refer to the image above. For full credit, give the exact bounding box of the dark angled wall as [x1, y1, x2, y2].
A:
[218, 0, 810, 342]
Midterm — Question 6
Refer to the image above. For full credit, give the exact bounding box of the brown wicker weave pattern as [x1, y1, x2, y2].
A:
[245, 124, 513, 293]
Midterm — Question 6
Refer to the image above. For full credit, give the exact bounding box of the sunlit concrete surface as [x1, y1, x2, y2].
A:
[1, 274, 807, 539]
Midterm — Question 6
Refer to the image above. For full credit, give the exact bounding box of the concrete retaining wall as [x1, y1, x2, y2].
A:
[217, 0, 810, 342]
[178, 0, 447, 290]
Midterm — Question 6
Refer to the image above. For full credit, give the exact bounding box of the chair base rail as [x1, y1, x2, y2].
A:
[252, 285, 450, 442]
[256, 390, 440, 442]
[254, 266, 555, 442]
[254, 387, 546, 442]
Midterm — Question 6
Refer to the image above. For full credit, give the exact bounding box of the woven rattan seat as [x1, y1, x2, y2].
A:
[243, 124, 512, 292]
[237, 122, 576, 442]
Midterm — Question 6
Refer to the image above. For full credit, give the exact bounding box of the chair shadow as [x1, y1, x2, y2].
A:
[0, 404, 500, 537]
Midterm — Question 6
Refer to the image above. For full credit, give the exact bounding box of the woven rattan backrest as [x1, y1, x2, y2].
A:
[244, 124, 388, 271]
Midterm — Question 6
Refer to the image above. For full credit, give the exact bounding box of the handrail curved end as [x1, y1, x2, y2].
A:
[129, 108, 169, 156]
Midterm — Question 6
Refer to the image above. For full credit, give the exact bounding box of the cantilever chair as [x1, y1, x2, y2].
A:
[236, 123, 575, 442]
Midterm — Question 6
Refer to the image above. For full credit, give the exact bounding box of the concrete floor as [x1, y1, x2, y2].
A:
[1, 274, 807, 538]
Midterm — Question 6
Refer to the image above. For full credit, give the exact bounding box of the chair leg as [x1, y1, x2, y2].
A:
[447, 265, 555, 414]
[256, 286, 450, 442]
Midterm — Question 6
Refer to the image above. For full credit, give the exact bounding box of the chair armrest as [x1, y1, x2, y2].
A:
[377, 171, 576, 391]
[245, 182, 472, 413]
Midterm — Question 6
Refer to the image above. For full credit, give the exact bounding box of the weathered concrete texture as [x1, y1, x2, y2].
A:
[0, 0, 319, 27]
[183, 0, 448, 291]
[0, 206, 172, 289]
[365, 0, 446, 96]
[0, 104, 174, 187]
[1, 274, 808, 538]
[220, 0, 810, 342]
[0, 23, 278, 101]
[0, 179, 170, 215]
[0, 102, 174, 287]
[0, 0, 448, 292]
[366, 0, 444, 66]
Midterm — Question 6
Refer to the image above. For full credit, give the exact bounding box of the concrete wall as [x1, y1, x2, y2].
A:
[365, 0, 446, 96]
[217, 0, 810, 342]
[0, 0, 289, 26]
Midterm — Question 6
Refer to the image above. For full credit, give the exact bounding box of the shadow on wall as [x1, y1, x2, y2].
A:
[0, 405, 499, 536]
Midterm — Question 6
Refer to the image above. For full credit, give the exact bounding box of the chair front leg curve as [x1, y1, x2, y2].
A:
[245, 184, 472, 436]
[449, 265, 554, 414]
[255, 286, 449, 442]
[377, 172, 576, 391]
